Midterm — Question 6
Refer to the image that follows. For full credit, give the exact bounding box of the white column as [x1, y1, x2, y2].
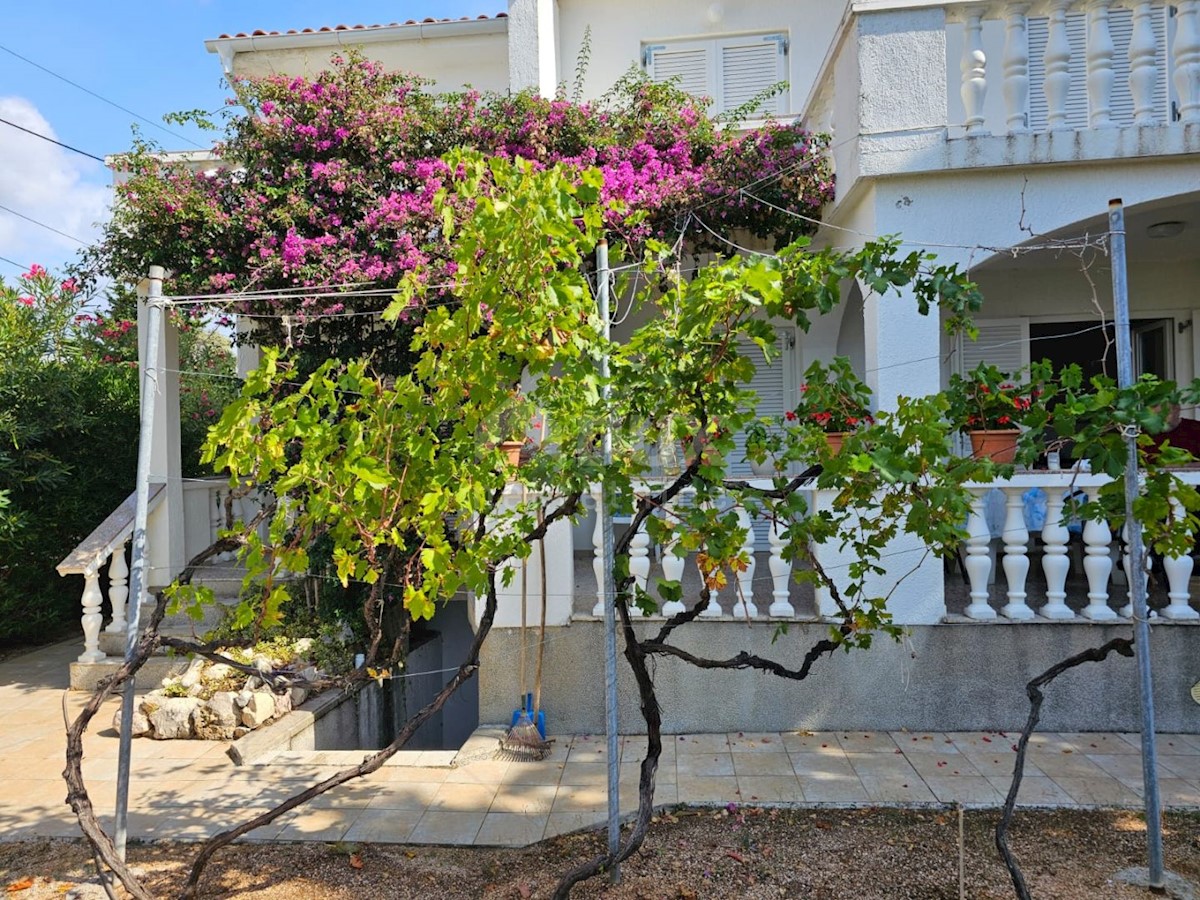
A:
[1000, 488, 1034, 619]
[767, 522, 795, 617]
[104, 541, 130, 634]
[78, 562, 105, 664]
[1127, 1, 1160, 125]
[961, 9, 989, 134]
[1120, 522, 1151, 618]
[1003, 4, 1031, 132]
[591, 488, 606, 617]
[732, 507, 758, 618]
[660, 512, 687, 617]
[1174, 0, 1200, 123]
[1082, 517, 1117, 620]
[628, 524, 651, 617]
[507, 0, 559, 97]
[964, 490, 997, 619]
[1044, 1, 1074, 129]
[1086, 0, 1117, 128]
[1040, 490, 1074, 619]
[1162, 498, 1199, 619]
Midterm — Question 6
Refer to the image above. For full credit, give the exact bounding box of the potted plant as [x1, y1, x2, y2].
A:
[793, 357, 874, 454]
[946, 363, 1038, 463]
[744, 416, 789, 477]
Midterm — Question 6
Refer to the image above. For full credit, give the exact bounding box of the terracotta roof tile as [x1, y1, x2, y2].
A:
[215, 14, 506, 41]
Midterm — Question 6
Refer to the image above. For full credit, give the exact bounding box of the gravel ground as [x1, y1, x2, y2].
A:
[2, 808, 1198, 899]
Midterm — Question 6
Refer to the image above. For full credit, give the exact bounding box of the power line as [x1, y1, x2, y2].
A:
[0, 116, 106, 163]
[0, 202, 91, 246]
[0, 44, 204, 149]
[0, 254, 30, 273]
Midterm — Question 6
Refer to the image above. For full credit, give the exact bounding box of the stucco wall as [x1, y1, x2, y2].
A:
[480, 621, 1200, 734]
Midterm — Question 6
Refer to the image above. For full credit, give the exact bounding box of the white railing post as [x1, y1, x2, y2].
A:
[1045, 1, 1075, 128]
[732, 506, 758, 618]
[1040, 490, 1075, 619]
[1087, 0, 1117, 128]
[78, 561, 105, 664]
[1174, 0, 1200, 123]
[963, 490, 997, 619]
[1001, 487, 1034, 619]
[628, 522, 650, 617]
[961, 9, 989, 133]
[104, 540, 130, 635]
[591, 487, 606, 617]
[1162, 499, 1199, 619]
[1127, 1, 1161, 124]
[767, 522, 795, 617]
[1082, 517, 1118, 619]
[1003, 3, 1032, 131]
[1120, 522, 1151, 618]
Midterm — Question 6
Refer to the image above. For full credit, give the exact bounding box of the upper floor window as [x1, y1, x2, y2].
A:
[643, 32, 789, 117]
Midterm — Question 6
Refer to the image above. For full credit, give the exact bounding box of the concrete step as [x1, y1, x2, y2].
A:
[69, 654, 191, 692]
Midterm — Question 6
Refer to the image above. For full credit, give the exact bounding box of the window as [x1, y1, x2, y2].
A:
[1027, 7, 1171, 130]
[643, 33, 789, 116]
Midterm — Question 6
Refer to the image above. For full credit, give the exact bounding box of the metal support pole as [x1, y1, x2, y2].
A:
[1109, 198, 1165, 890]
[597, 239, 621, 883]
[114, 265, 165, 860]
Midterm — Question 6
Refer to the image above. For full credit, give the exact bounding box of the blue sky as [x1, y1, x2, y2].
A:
[0, 1, 498, 281]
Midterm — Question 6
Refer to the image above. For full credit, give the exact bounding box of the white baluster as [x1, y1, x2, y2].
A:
[1040, 491, 1074, 619]
[1127, 1, 1160, 124]
[964, 490, 997, 619]
[1120, 522, 1150, 618]
[961, 9, 989, 134]
[1001, 488, 1034, 619]
[1162, 499, 1199, 619]
[1174, 0, 1200, 123]
[767, 522, 794, 617]
[660, 515, 687, 617]
[1087, 0, 1117, 128]
[1082, 517, 1117, 620]
[1045, 1, 1074, 129]
[629, 524, 651, 617]
[210, 485, 223, 544]
[78, 562, 105, 664]
[731, 507, 758, 618]
[699, 549, 724, 618]
[1003, 4, 1032, 131]
[591, 489, 606, 617]
[104, 540, 130, 634]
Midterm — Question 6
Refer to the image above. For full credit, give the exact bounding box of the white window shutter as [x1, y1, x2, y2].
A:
[718, 34, 788, 115]
[957, 318, 1030, 376]
[646, 43, 712, 99]
[732, 332, 790, 549]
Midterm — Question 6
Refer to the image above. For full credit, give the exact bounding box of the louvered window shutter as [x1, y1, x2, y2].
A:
[957, 319, 1030, 376]
[646, 42, 713, 100]
[646, 33, 789, 116]
[731, 333, 790, 550]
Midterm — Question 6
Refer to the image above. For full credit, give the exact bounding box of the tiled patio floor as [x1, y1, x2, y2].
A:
[2, 640, 1197, 849]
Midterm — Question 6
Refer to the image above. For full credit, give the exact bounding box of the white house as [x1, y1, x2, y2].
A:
[62, 0, 1200, 739]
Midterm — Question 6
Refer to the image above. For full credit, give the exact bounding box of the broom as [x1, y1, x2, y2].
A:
[498, 487, 550, 760]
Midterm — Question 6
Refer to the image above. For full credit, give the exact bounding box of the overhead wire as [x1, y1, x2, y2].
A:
[0, 202, 92, 246]
[0, 115, 107, 163]
[0, 254, 31, 273]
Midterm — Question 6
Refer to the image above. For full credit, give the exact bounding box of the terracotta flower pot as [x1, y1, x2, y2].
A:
[499, 440, 525, 466]
[969, 429, 1019, 464]
[824, 432, 847, 455]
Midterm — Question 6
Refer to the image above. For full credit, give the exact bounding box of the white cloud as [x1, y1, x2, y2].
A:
[0, 96, 111, 276]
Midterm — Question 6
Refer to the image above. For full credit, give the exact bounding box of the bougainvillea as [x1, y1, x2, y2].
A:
[94, 54, 833, 355]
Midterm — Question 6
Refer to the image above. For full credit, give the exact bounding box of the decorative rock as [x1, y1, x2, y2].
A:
[111, 705, 150, 737]
[232, 726, 249, 739]
[179, 657, 207, 689]
[206, 663, 234, 682]
[206, 692, 239, 728]
[272, 691, 293, 718]
[289, 686, 309, 707]
[235, 688, 253, 708]
[251, 654, 274, 673]
[240, 691, 275, 728]
[244, 675, 262, 691]
[147, 697, 202, 740]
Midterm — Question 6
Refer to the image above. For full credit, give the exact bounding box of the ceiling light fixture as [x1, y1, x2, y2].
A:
[1146, 220, 1186, 239]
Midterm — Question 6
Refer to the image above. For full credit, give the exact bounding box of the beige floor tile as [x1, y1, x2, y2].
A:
[984, 775, 1078, 807]
[889, 732, 959, 753]
[475, 812, 548, 846]
[427, 782, 497, 812]
[550, 784, 608, 813]
[844, 752, 918, 780]
[342, 808, 423, 842]
[620, 760, 675, 786]
[276, 808, 358, 842]
[903, 753, 983, 779]
[566, 744, 615, 763]
[1060, 733, 1141, 755]
[545, 811, 602, 838]
[1054, 776, 1142, 806]
[1158, 734, 1200, 755]
[923, 775, 1004, 805]
[836, 732, 899, 754]
[503, 760, 565, 786]
[559, 761, 609, 786]
[737, 775, 805, 803]
[787, 752, 858, 780]
[794, 775, 869, 803]
[1157, 755, 1199, 781]
[374, 765, 450, 784]
[491, 784, 558, 815]
[409, 810, 485, 844]
[305, 780, 378, 809]
[732, 753, 795, 777]
[676, 775, 741, 804]
[858, 775, 937, 804]
[444, 760, 512, 784]
[676, 753, 734, 777]
[960, 750, 1042, 779]
[727, 732, 786, 753]
[946, 732, 1016, 753]
[129, 780, 215, 808]
[1159, 778, 1200, 806]
[779, 731, 843, 754]
[674, 734, 730, 754]
[415, 750, 458, 767]
[621, 736, 675, 763]
[365, 781, 443, 810]
[1026, 751, 1109, 779]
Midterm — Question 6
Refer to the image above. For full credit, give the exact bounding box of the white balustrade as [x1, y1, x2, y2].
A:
[1120, 522, 1151, 618]
[960, 9, 989, 134]
[78, 563, 105, 665]
[1003, 4, 1032, 131]
[1175, 0, 1200, 123]
[1001, 488, 1035, 619]
[963, 490, 997, 619]
[659, 502, 687, 617]
[767, 522, 795, 617]
[1044, 1, 1075, 129]
[1040, 490, 1074, 619]
[731, 506, 758, 618]
[591, 489, 606, 617]
[1082, 517, 1118, 620]
[103, 539, 130, 635]
[1086, 0, 1117, 128]
[629, 525, 651, 598]
[1162, 499, 1199, 619]
[1128, 1, 1161, 124]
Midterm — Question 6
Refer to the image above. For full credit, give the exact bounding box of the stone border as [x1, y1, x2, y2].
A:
[228, 687, 351, 765]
